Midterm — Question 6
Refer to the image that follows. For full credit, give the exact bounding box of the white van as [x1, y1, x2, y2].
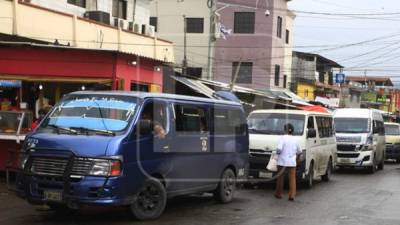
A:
[334, 108, 385, 173]
[248, 110, 337, 188]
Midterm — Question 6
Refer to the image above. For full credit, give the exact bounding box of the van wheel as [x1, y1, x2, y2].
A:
[304, 162, 314, 189]
[377, 157, 384, 170]
[368, 156, 377, 174]
[214, 168, 236, 203]
[322, 159, 332, 182]
[130, 178, 167, 220]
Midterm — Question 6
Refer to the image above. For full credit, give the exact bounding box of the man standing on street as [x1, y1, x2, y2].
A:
[275, 123, 302, 201]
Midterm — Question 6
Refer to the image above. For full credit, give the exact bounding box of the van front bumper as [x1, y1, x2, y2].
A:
[15, 172, 136, 207]
[336, 150, 374, 167]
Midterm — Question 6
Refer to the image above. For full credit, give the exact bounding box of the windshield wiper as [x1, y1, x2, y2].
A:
[47, 124, 78, 135]
[70, 127, 116, 136]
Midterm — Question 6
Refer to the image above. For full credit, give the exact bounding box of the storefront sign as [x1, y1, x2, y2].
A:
[376, 95, 387, 103]
[0, 80, 22, 88]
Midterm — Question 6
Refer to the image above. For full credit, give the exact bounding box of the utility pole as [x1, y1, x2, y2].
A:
[182, 15, 188, 76]
[207, 0, 217, 80]
[230, 58, 242, 91]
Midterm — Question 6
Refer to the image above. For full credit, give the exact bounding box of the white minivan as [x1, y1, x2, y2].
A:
[334, 108, 385, 173]
[248, 110, 337, 188]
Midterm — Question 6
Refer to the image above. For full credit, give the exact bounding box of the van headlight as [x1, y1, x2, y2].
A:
[18, 152, 29, 170]
[89, 159, 122, 177]
[358, 144, 372, 152]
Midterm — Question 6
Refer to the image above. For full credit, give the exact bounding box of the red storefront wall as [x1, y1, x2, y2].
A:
[0, 46, 163, 90]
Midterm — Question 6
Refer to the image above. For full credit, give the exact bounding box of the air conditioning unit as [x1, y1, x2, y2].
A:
[134, 24, 140, 33]
[84, 11, 110, 25]
[119, 20, 125, 29]
[141, 24, 147, 35]
[147, 25, 155, 37]
[128, 22, 134, 31]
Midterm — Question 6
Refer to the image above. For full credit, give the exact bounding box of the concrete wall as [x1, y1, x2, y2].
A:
[149, 0, 211, 77]
[0, 1, 174, 62]
[28, 0, 151, 31]
[213, 0, 288, 91]
[291, 54, 317, 82]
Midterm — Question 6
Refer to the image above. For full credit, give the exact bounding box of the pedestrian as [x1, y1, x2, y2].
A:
[274, 123, 302, 201]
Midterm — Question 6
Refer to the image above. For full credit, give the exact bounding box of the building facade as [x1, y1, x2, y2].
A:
[213, 0, 292, 90]
[284, 10, 296, 90]
[24, 0, 153, 33]
[291, 51, 343, 100]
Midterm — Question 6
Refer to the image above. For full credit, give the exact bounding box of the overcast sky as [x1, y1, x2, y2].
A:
[288, 0, 400, 84]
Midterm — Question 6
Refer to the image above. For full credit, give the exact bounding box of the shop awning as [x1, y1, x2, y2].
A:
[170, 75, 215, 98]
[0, 75, 112, 84]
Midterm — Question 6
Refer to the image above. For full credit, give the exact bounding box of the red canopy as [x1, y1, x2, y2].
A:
[300, 105, 329, 113]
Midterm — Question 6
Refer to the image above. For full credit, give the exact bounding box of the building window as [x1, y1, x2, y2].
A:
[285, 29, 290, 44]
[186, 18, 204, 33]
[234, 12, 255, 34]
[274, 65, 280, 86]
[112, 0, 127, 20]
[277, 16, 282, 38]
[67, 0, 86, 8]
[232, 62, 253, 84]
[283, 75, 287, 88]
[150, 17, 158, 32]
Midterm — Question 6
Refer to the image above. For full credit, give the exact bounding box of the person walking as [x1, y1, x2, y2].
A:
[274, 123, 302, 201]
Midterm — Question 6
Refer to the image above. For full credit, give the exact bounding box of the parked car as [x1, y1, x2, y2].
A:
[334, 108, 385, 173]
[384, 122, 400, 163]
[15, 91, 249, 220]
[247, 110, 336, 188]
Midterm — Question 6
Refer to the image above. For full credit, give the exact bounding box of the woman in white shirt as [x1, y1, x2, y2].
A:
[275, 123, 302, 201]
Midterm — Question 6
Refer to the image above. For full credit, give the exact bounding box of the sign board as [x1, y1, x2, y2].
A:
[361, 92, 377, 102]
[0, 80, 22, 88]
[335, 73, 345, 84]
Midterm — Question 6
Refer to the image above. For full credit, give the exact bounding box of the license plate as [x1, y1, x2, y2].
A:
[340, 158, 351, 163]
[43, 190, 63, 202]
[259, 171, 273, 178]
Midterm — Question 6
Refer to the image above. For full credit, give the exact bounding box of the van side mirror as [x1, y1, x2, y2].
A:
[307, 129, 317, 138]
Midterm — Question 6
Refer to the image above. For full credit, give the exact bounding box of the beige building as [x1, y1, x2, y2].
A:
[0, 0, 174, 62]
[284, 10, 296, 90]
[149, 0, 213, 78]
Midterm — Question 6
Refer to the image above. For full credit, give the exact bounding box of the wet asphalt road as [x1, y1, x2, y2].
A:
[1, 163, 400, 225]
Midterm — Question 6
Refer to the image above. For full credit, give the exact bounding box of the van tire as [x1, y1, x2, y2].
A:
[321, 159, 332, 182]
[367, 156, 377, 174]
[304, 162, 314, 189]
[130, 178, 167, 221]
[214, 168, 236, 204]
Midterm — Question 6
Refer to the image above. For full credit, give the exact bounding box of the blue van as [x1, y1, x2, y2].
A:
[16, 91, 248, 220]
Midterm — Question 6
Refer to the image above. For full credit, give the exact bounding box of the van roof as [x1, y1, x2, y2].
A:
[249, 109, 332, 116]
[69, 91, 242, 106]
[334, 108, 383, 120]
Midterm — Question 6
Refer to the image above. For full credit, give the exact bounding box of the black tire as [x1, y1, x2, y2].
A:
[214, 168, 236, 203]
[304, 162, 314, 189]
[130, 178, 167, 221]
[377, 156, 384, 170]
[368, 156, 377, 174]
[322, 159, 333, 182]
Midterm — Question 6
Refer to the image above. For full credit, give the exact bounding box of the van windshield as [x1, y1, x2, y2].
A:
[248, 113, 305, 136]
[334, 118, 369, 133]
[40, 95, 138, 133]
[384, 125, 400, 135]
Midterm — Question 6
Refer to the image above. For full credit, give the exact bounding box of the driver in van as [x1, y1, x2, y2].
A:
[275, 123, 302, 201]
[140, 107, 166, 140]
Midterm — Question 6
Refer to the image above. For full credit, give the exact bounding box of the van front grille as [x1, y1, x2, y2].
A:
[30, 157, 93, 177]
[337, 145, 357, 152]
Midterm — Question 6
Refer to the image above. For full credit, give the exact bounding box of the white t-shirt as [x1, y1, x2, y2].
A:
[277, 135, 302, 167]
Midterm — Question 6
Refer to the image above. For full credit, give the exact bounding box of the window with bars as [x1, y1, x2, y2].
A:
[232, 62, 253, 84]
[186, 18, 204, 33]
[277, 16, 282, 38]
[234, 12, 255, 34]
[112, 0, 127, 20]
[67, 0, 86, 8]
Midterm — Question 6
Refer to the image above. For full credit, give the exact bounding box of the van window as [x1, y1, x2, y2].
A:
[137, 101, 167, 137]
[373, 120, 385, 135]
[316, 116, 334, 138]
[307, 116, 315, 129]
[334, 118, 369, 133]
[174, 104, 208, 134]
[248, 113, 305, 136]
[384, 124, 400, 135]
[213, 108, 245, 135]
